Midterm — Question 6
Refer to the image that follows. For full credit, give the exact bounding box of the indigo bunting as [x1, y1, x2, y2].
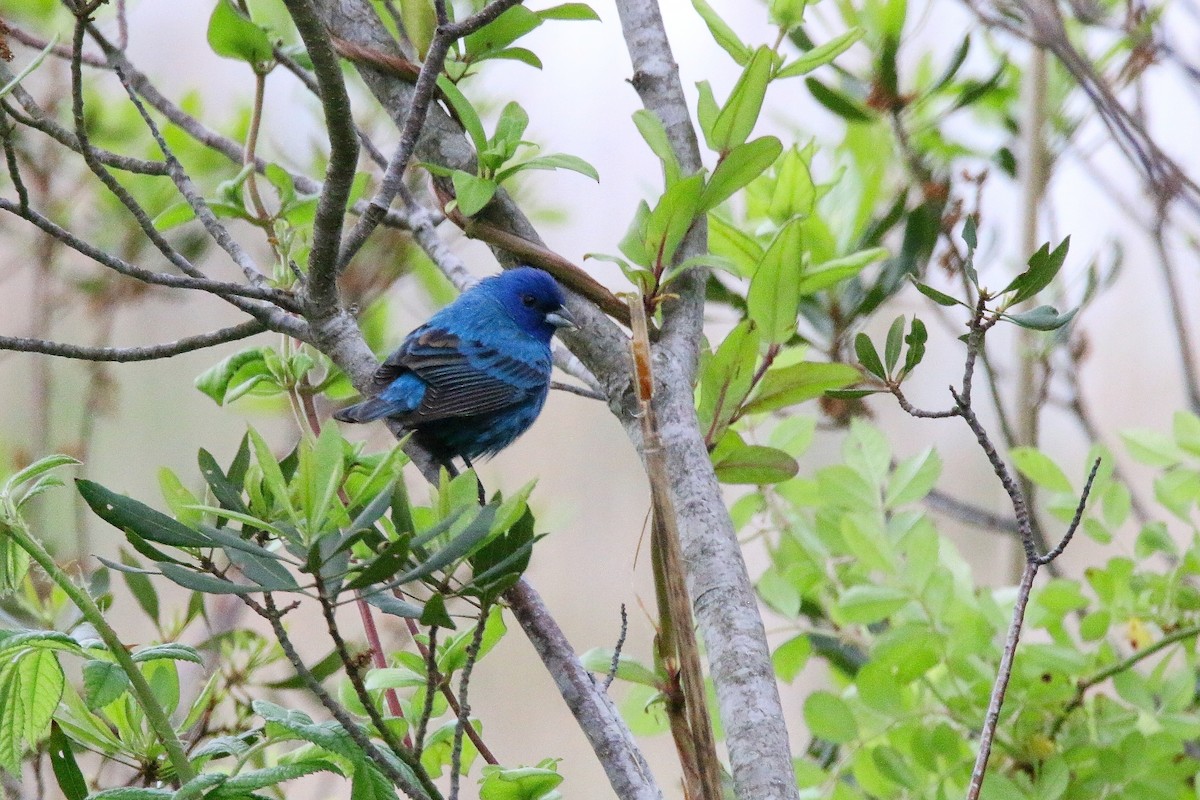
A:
[334, 267, 576, 470]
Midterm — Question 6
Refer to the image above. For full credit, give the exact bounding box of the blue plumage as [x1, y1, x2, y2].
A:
[334, 267, 575, 465]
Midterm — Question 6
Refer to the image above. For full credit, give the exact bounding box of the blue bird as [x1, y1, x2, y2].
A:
[334, 267, 575, 473]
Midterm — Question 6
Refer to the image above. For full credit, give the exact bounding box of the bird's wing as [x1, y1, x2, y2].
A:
[373, 325, 547, 423]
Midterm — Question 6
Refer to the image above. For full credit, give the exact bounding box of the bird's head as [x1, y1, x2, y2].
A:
[485, 267, 576, 342]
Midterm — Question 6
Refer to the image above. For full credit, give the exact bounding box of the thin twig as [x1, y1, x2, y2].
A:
[336, 0, 527, 271]
[0, 320, 266, 361]
[415, 624, 439, 753]
[449, 604, 490, 800]
[604, 604, 628, 691]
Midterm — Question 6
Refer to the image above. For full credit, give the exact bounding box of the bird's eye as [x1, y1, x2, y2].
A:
[521, 294, 536, 307]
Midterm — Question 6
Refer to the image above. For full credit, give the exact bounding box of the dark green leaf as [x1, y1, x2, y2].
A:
[825, 388, 880, 399]
[118, 549, 159, 623]
[419, 594, 455, 628]
[49, 723, 87, 800]
[207, 0, 273, 65]
[158, 563, 255, 595]
[77, 480, 209, 548]
[902, 318, 927, 375]
[363, 593, 426, 622]
[1002, 236, 1070, 304]
[82, 660, 129, 710]
[197, 448, 250, 522]
[884, 316, 905, 373]
[854, 333, 887, 379]
[805, 77, 872, 122]
[227, 547, 300, 591]
[932, 36, 971, 91]
[962, 215, 977, 250]
[699, 136, 782, 211]
[911, 279, 960, 307]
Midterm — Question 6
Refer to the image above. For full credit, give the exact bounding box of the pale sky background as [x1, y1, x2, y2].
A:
[2, 0, 1199, 797]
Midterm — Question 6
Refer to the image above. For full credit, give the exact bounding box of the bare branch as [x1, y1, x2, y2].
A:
[282, 0, 361, 313]
[1036, 457, 1100, 564]
[504, 579, 663, 800]
[0, 320, 266, 362]
[336, 0, 526, 272]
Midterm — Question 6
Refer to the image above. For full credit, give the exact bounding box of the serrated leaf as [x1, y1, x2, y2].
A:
[82, 660, 129, 709]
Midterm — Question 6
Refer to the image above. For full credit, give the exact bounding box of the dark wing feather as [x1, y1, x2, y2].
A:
[374, 325, 546, 423]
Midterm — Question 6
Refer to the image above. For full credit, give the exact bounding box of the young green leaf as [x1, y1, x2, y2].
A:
[632, 109, 682, 186]
[496, 153, 599, 183]
[797, 247, 887, 295]
[1009, 447, 1072, 493]
[207, 0, 273, 66]
[696, 80, 720, 151]
[854, 333, 887, 380]
[691, 0, 751, 65]
[536, 3, 602, 21]
[708, 213, 765, 277]
[451, 171, 499, 217]
[776, 28, 864, 79]
[747, 218, 805, 343]
[712, 46, 774, 151]
[700, 136, 782, 211]
[699, 320, 762, 442]
[645, 174, 705, 269]
[742, 362, 861, 414]
[618, 200, 653, 267]
[435, 77, 488, 155]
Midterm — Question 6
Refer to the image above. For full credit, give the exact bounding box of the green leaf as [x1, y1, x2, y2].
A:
[579, 648, 661, 687]
[854, 333, 887, 380]
[478, 763, 564, 800]
[463, 6, 542, 57]
[836, 585, 909, 624]
[712, 443, 799, 484]
[0, 648, 64, 772]
[1004, 305, 1078, 331]
[712, 46, 774, 151]
[48, 723, 87, 800]
[1010, 447, 1072, 493]
[0, 35, 57, 101]
[699, 136, 782, 211]
[767, 145, 815, 222]
[698, 320, 762, 442]
[772, 635, 811, 682]
[618, 200, 653, 267]
[798, 247, 886, 295]
[776, 28, 864, 79]
[691, 0, 751, 65]
[536, 3, 601, 21]
[451, 171, 499, 217]
[885, 448, 941, 506]
[435, 77, 488, 155]
[77, 479, 209, 548]
[747, 218, 804, 343]
[498, 153, 599, 182]
[695, 80, 720, 150]
[805, 77, 872, 122]
[804, 691, 857, 743]
[477, 46, 543, 69]
[1002, 237, 1070, 304]
[1173, 410, 1200, 456]
[743, 361, 860, 414]
[708, 213, 764, 277]
[207, 0, 273, 65]
[222, 761, 344, 792]
[82, 660, 129, 709]
[645, 174, 705, 269]
[884, 316, 905, 373]
[632, 109, 681, 186]
[158, 563, 256, 595]
[420, 593, 455, 628]
[118, 549, 159, 624]
[489, 101, 530, 163]
[131, 643, 203, 664]
[911, 279, 961, 307]
[194, 347, 276, 406]
[902, 318, 928, 375]
[1121, 429, 1187, 467]
[3, 454, 79, 499]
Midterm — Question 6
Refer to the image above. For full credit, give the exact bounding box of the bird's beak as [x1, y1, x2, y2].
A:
[546, 306, 577, 330]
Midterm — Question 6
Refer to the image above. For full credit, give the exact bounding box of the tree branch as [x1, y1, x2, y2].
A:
[0, 320, 266, 361]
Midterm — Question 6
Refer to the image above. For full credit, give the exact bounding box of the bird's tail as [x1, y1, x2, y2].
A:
[332, 396, 396, 424]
